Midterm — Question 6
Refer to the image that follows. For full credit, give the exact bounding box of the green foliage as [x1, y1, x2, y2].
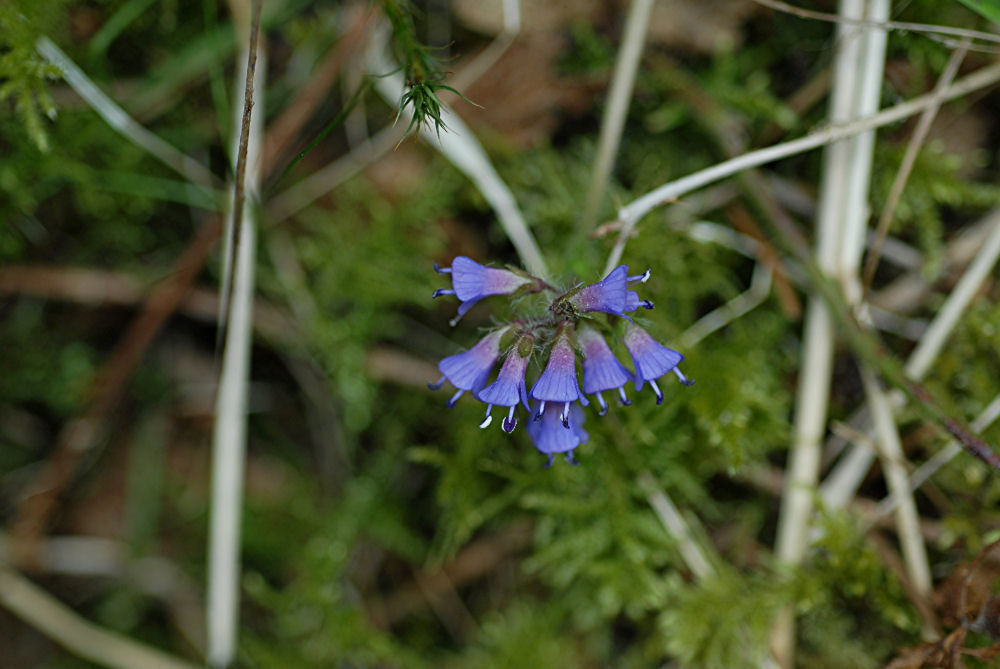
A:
[441, 600, 591, 669]
[658, 568, 790, 669]
[5, 1, 1000, 667]
[871, 143, 1000, 279]
[956, 0, 1000, 25]
[242, 472, 428, 667]
[380, 0, 474, 140]
[561, 21, 615, 75]
[809, 511, 916, 632]
[0, 0, 67, 152]
[0, 300, 96, 416]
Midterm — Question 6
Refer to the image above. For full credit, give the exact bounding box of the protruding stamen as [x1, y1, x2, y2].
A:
[560, 403, 570, 429]
[479, 407, 494, 429]
[433, 262, 452, 274]
[650, 379, 664, 405]
[502, 406, 517, 433]
[432, 288, 455, 298]
[617, 387, 632, 406]
[673, 368, 695, 386]
[428, 376, 445, 390]
[640, 299, 654, 310]
[596, 392, 608, 417]
[534, 400, 547, 421]
[544, 454, 554, 468]
[565, 452, 579, 466]
[446, 389, 464, 408]
[628, 269, 651, 284]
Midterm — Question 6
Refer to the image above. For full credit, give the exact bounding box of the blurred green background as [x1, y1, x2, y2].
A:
[3, 0, 1000, 667]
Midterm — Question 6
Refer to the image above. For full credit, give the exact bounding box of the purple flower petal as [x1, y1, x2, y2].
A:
[568, 265, 628, 316]
[436, 327, 508, 396]
[578, 325, 633, 416]
[578, 326, 631, 393]
[530, 331, 587, 409]
[527, 401, 589, 466]
[625, 291, 653, 312]
[450, 256, 532, 302]
[567, 266, 654, 319]
[623, 322, 689, 404]
[476, 336, 533, 430]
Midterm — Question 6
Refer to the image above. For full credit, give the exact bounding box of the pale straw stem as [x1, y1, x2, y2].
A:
[579, 0, 655, 235]
[602, 58, 1000, 274]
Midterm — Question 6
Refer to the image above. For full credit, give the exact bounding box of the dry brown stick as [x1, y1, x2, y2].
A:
[756, 67, 832, 147]
[217, 0, 262, 348]
[367, 521, 533, 629]
[725, 203, 802, 319]
[8, 216, 224, 566]
[0, 265, 297, 344]
[8, 0, 367, 552]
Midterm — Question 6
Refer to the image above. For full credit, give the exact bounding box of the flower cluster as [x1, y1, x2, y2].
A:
[430, 257, 692, 467]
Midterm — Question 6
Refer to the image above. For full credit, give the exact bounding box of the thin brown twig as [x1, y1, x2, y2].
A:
[725, 203, 801, 318]
[862, 39, 970, 292]
[9, 0, 298, 554]
[218, 0, 262, 347]
[0, 265, 297, 344]
[7, 216, 223, 565]
[367, 521, 533, 629]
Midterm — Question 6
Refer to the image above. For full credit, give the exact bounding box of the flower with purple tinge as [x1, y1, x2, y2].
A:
[626, 290, 654, 312]
[475, 335, 533, 433]
[623, 322, 693, 404]
[527, 401, 589, 467]
[429, 327, 510, 408]
[566, 266, 651, 319]
[578, 325, 633, 416]
[529, 329, 588, 427]
[433, 256, 534, 321]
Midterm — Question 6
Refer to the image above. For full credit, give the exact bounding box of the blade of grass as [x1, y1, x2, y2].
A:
[36, 36, 219, 191]
[602, 58, 1000, 273]
[367, 25, 548, 279]
[956, 0, 1000, 26]
[772, 2, 889, 664]
[0, 565, 199, 669]
[577, 0, 655, 241]
[88, 0, 158, 59]
[820, 208, 1000, 507]
[206, 0, 262, 666]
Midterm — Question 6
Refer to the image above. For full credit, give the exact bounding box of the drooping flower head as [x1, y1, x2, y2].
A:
[558, 266, 653, 319]
[578, 324, 633, 415]
[429, 256, 692, 467]
[476, 334, 533, 433]
[433, 256, 537, 323]
[623, 322, 693, 404]
[529, 327, 588, 427]
[527, 401, 589, 467]
[429, 326, 510, 408]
